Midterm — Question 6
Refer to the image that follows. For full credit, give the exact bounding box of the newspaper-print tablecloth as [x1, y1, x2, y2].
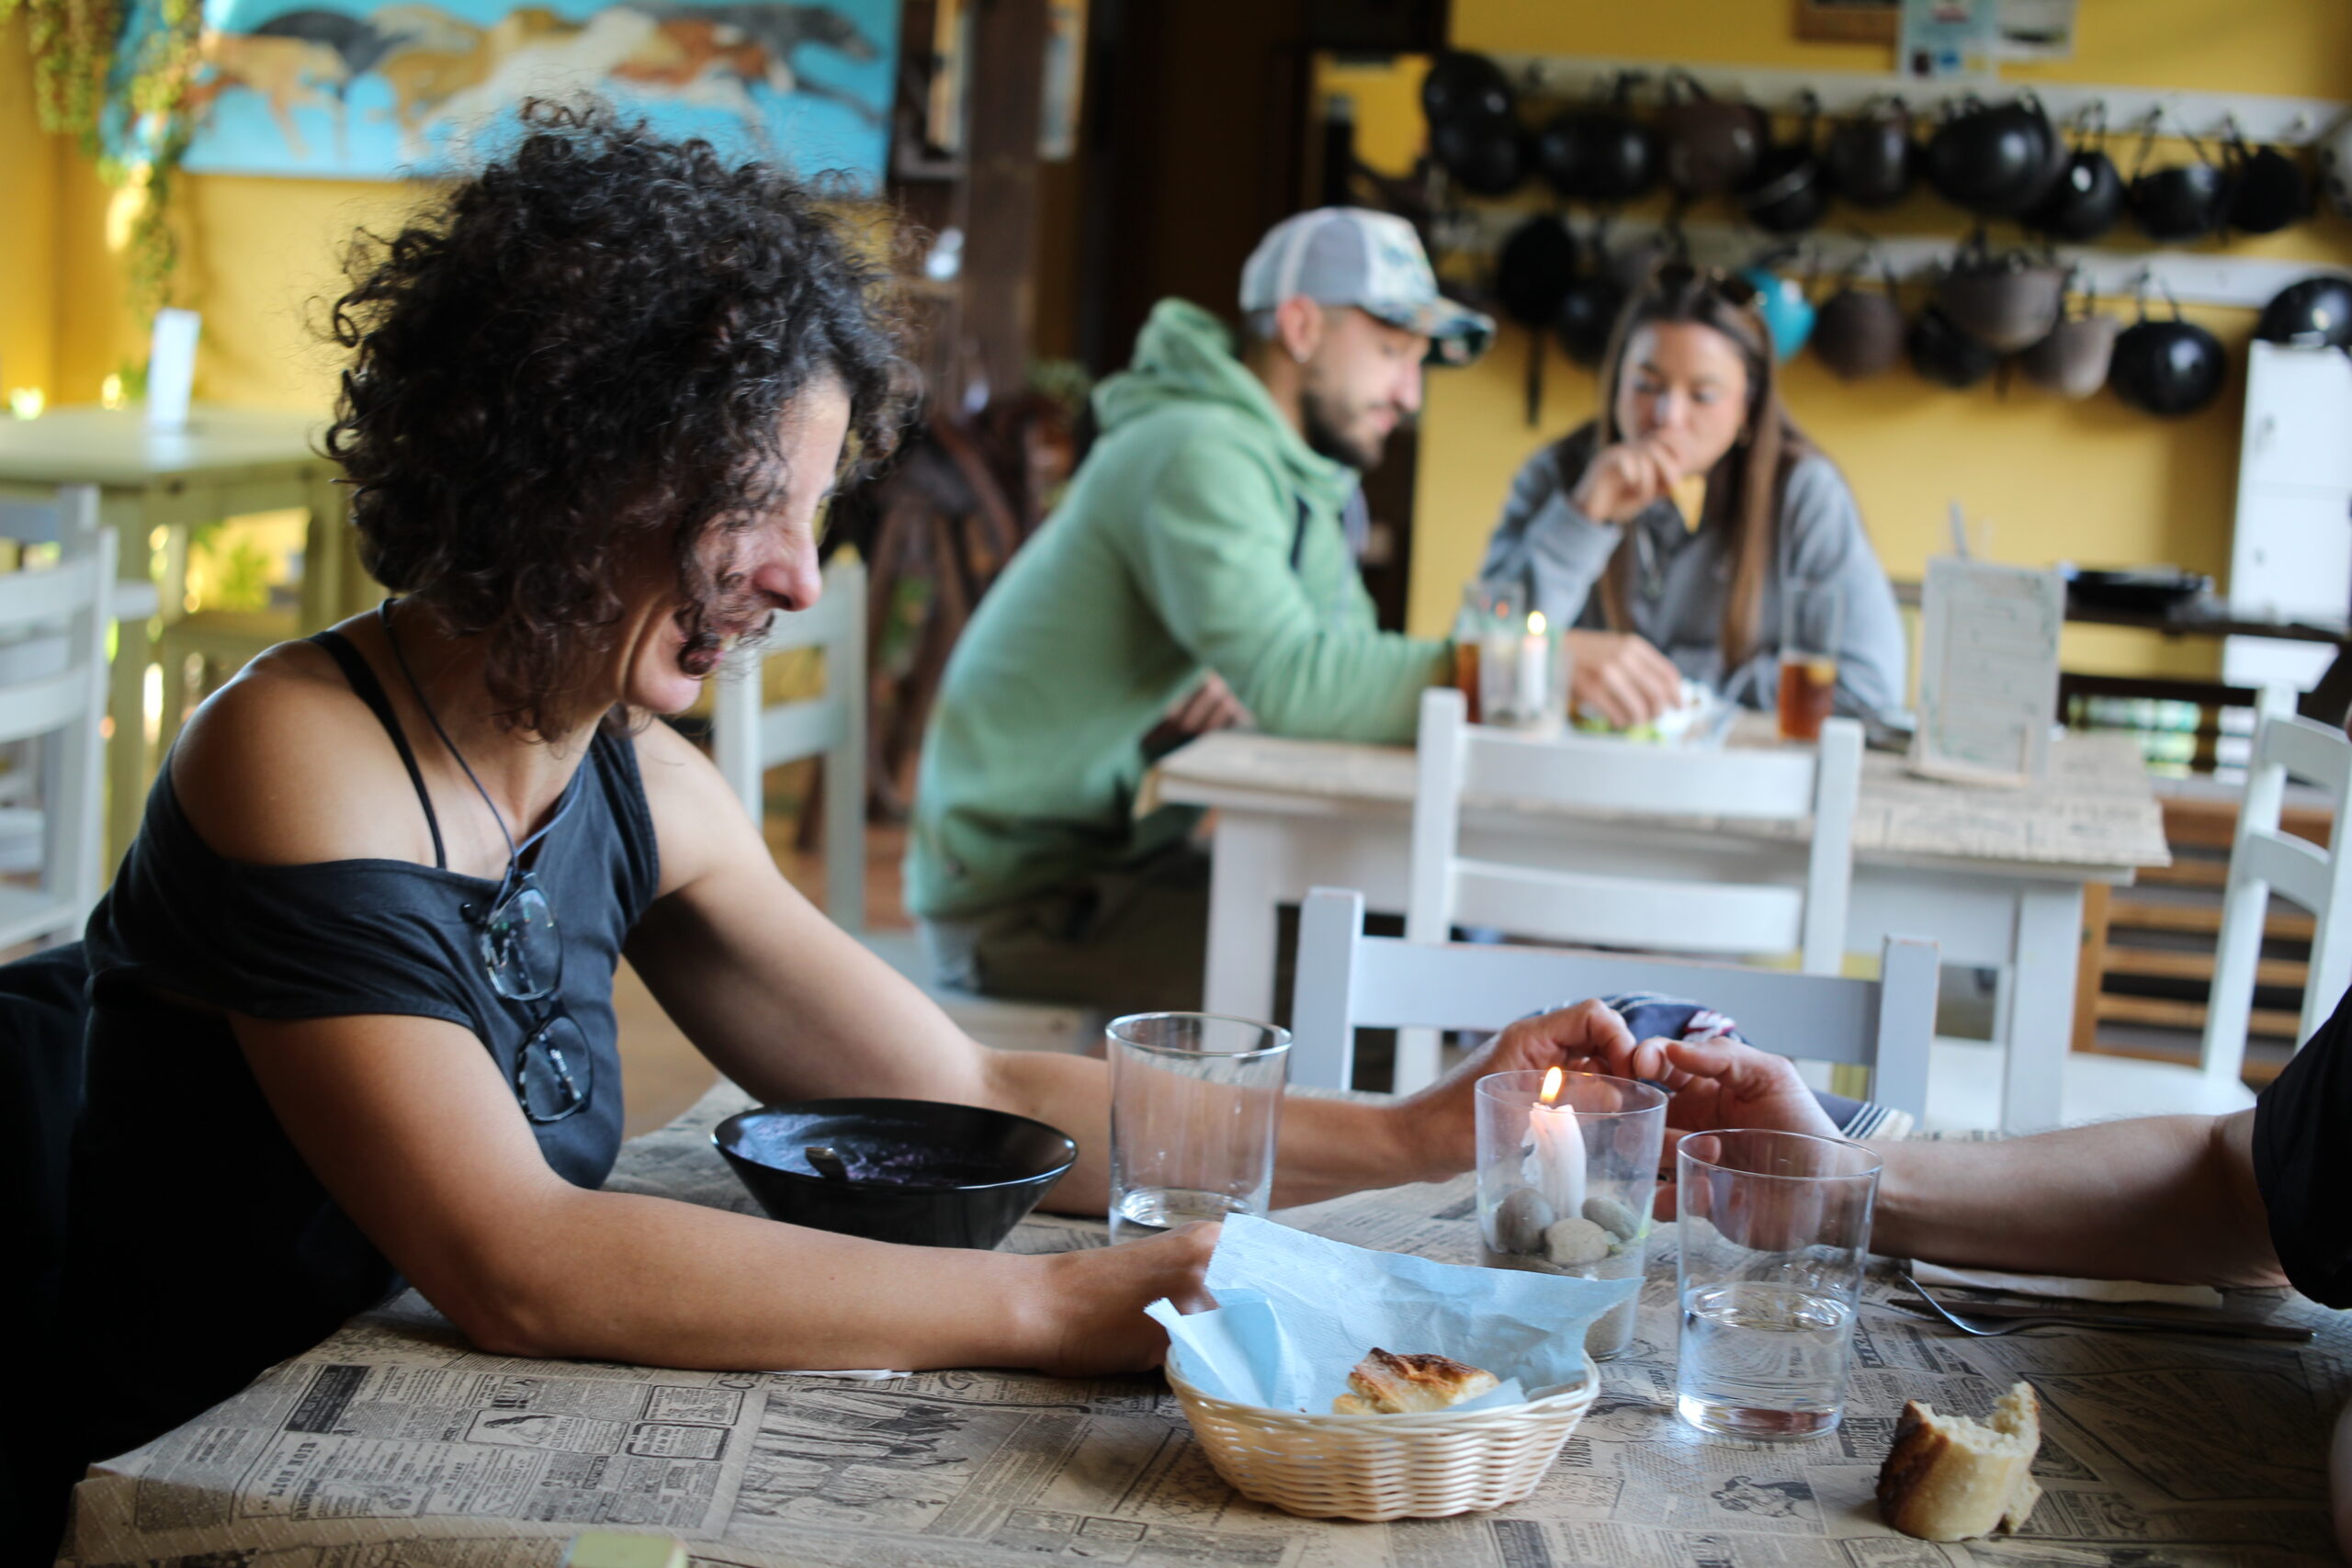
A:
[62, 1082, 2347, 1568]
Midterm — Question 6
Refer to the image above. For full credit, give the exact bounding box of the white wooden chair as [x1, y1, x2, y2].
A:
[1294, 886, 1939, 1116]
[2064, 709, 2352, 1120]
[2204, 712, 2352, 1082]
[1396, 686, 1864, 1090]
[0, 499, 119, 949]
[712, 557, 866, 931]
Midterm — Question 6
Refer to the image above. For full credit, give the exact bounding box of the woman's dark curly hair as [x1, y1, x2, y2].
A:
[325, 100, 913, 735]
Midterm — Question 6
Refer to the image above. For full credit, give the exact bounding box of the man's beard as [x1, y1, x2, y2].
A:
[1299, 384, 1386, 472]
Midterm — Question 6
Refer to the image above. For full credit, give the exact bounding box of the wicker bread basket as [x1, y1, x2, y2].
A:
[1166, 1353, 1601, 1521]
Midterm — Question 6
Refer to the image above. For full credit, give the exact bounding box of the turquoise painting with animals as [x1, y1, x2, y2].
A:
[175, 0, 895, 185]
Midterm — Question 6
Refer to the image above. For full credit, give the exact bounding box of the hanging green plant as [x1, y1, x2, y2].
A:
[4, 0, 203, 326]
[1, 0, 123, 141]
[105, 0, 204, 321]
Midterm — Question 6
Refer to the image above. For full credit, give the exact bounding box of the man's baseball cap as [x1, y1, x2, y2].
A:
[1239, 208, 1495, 367]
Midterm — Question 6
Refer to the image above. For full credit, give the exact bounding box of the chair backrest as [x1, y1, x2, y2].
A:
[712, 558, 867, 930]
[0, 494, 117, 950]
[1408, 687, 1861, 966]
[2200, 709, 2352, 1086]
[1295, 886, 1939, 1117]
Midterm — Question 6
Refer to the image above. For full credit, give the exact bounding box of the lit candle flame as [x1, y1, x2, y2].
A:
[1528, 610, 1547, 637]
[1539, 1066, 1563, 1106]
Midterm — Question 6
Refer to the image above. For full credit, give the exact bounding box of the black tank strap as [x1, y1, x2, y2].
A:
[308, 627, 447, 870]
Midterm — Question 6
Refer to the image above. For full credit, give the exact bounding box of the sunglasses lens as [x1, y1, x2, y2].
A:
[481, 875, 562, 1002]
[517, 1012, 592, 1122]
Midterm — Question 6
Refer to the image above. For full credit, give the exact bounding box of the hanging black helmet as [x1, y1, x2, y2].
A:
[1908, 304, 2000, 389]
[1555, 274, 1627, 368]
[1495, 216, 1579, 327]
[1430, 117, 1528, 197]
[1421, 51, 1514, 130]
[2255, 274, 2352, 349]
[2109, 315, 2227, 416]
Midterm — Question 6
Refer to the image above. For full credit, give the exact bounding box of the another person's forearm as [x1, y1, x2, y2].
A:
[1870, 1111, 2286, 1287]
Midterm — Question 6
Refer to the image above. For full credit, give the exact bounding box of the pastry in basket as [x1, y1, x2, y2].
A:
[1876, 1381, 2043, 1540]
[1330, 1348, 1499, 1414]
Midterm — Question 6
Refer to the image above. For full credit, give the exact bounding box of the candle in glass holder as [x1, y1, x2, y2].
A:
[1523, 1066, 1587, 1217]
[1517, 612, 1548, 716]
[1482, 612, 1559, 729]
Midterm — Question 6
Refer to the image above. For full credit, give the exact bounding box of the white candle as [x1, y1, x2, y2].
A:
[1523, 1068, 1587, 1219]
[1517, 611, 1548, 717]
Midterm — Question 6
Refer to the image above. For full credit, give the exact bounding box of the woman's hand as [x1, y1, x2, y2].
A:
[1564, 630, 1684, 728]
[1388, 1000, 1643, 1179]
[1568, 434, 1696, 524]
[1029, 1223, 1220, 1376]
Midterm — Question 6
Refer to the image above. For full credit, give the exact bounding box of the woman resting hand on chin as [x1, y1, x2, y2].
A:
[1476, 265, 1905, 730]
[60, 105, 1648, 1473]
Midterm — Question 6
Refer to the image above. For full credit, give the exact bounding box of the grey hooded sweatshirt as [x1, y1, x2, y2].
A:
[1476, 423, 1906, 717]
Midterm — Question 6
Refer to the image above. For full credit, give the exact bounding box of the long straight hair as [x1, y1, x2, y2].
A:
[1587, 271, 1815, 671]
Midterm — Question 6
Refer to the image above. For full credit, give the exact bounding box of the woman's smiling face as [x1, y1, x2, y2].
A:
[1613, 320, 1753, 478]
[618, 377, 853, 716]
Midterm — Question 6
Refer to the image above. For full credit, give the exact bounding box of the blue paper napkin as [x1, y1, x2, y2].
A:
[1146, 1213, 1638, 1413]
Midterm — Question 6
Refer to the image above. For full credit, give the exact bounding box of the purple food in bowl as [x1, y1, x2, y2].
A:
[714, 1098, 1079, 1248]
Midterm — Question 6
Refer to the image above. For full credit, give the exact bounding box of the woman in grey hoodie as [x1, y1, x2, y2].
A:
[1478, 265, 1905, 728]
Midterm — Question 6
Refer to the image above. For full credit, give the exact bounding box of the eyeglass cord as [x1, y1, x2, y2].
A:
[378, 599, 569, 874]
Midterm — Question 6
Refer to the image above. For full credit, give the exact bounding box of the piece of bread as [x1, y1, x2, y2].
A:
[1329, 1348, 1498, 1415]
[1877, 1382, 2044, 1541]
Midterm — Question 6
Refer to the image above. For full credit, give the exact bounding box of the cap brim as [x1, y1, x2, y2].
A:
[1364, 297, 1496, 367]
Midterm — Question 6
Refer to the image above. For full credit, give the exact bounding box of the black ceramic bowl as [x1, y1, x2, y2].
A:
[714, 1098, 1079, 1248]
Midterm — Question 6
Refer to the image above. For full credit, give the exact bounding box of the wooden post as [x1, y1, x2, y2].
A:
[959, 0, 1050, 408]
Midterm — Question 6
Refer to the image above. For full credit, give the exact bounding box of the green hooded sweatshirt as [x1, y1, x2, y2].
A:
[905, 299, 1452, 919]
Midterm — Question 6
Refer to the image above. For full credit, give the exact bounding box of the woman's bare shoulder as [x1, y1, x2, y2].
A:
[169, 637, 444, 869]
[625, 707, 771, 898]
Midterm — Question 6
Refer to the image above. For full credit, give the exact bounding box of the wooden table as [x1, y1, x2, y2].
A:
[0, 405, 356, 861]
[1147, 726, 2171, 1132]
[62, 1081, 2346, 1567]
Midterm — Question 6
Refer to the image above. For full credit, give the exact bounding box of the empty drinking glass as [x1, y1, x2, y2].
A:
[1107, 1013, 1289, 1244]
[1675, 1128, 1882, 1440]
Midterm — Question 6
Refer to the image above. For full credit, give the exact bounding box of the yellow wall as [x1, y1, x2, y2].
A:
[0, 10, 432, 412]
[1383, 0, 2352, 683]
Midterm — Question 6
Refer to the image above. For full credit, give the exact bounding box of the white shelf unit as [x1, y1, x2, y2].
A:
[2224, 341, 2352, 692]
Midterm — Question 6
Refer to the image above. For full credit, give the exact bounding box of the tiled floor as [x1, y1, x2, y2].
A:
[612, 814, 912, 1135]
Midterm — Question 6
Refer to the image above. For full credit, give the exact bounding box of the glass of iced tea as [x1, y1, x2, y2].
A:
[1777, 580, 1843, 743]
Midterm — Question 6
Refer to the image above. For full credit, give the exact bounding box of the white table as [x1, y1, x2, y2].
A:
[0, 405, 355, 862]
[1147, 727, 2171, 1133]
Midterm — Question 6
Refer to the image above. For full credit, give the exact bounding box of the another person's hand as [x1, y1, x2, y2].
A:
[1389, 1000, 1645, 1177]
[1564, 629, 1684, 728]
[1166, 671, 1251, 736]
[1572, 1030, 1843, 1146]
[1568, 434, 1698, 524]
[1032, 1222, 1218, 1376]
[1141, 671, 1253, 760]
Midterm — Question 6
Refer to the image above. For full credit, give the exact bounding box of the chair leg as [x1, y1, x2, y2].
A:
[2072, 881, 2111, 1053]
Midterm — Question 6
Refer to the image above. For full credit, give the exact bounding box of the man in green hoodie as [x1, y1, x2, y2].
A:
[907, 209, 1493, 1011]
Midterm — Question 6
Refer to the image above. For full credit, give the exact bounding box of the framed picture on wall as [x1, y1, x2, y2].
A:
[1793, 0, 1900, 42]
[175, 0, 899, 186]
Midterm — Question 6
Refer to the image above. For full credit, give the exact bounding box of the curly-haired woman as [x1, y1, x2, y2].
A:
[60, 107, 1630, 1472]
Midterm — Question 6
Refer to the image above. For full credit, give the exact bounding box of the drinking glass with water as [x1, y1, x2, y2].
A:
[1674, 1128, 1882, 1440]
[1107, 1013, 1289, 1243]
